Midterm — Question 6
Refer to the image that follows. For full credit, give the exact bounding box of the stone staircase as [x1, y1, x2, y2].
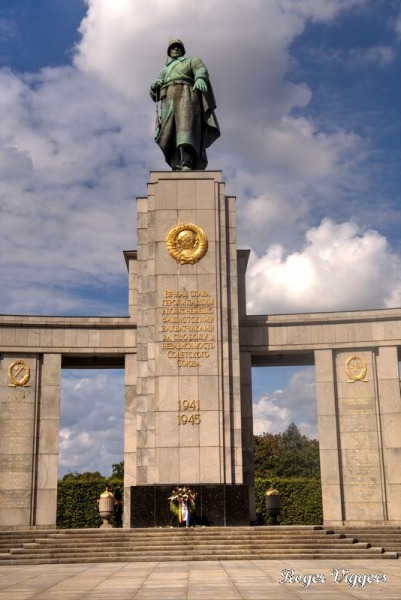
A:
[323, 526, 401, 557]
[0, 526, 398, 564]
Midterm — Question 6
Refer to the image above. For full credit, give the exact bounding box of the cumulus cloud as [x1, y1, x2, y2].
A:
[246, 219, 401, 314]
[59, 370, 124, 476]
[0, 65, 151, 314]
[1, 0, 399, 477]
[0, 0, 399, 321]
[253, 367, 317, 438]
[72, 0, 364, 177]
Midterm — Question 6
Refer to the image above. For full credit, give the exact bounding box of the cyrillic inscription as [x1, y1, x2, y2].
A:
[160, 290, 215, 367]
[0, 490, 31, 508]
[0, 454, 32, 472]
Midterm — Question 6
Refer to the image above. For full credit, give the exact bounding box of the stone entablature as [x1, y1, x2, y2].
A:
[240, 308, 401, 355]
[0, 316, 136, 356]
[3, 308, 400, 357]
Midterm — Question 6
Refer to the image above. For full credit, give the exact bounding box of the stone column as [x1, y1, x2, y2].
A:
[315, 349, 343, 525]
[0, 352, 62, 528]
[131, 171, 247, 525]
[34, 353, 61, 526]
[240, 350, 256, 521]
[124, 352, 137, 528]
[316, 348, 393, 525]
[0, 353, 39, 527]
[377, 346, 401, 522]
[335, 350, 386, 523]
[135, 171, 243, 486]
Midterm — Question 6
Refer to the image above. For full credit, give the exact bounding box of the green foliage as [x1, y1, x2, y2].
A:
[255, 476, 323, 525]
[57, 471, 124, 529]
[60, 471, 105, 483]
[254, 423, 320, 479]
[169, 501, 179, 517]
[254, 425, 322, 525]
[58, 431, 323, 528]
[111, 461, 124, 479]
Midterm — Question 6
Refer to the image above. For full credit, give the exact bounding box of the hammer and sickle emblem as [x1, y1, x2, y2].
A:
[8, 360, 31, 387]
[166, 223, 208, 265]
[345, 354, 368, 383]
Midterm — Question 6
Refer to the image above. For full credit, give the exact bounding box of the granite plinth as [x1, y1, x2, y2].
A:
[130, 484, 250, 527]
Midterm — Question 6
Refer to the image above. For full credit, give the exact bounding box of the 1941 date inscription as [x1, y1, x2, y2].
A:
[177, 399, 201, 426]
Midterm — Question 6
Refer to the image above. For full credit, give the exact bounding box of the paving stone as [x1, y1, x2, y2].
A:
[0, 560, 400, 599]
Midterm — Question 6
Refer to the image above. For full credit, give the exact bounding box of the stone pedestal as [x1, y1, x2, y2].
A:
[126, 171, 251, 524]
[130, 484, 250, 527]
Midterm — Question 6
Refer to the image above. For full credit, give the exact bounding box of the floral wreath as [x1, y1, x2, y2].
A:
[168, 486, 197, 517]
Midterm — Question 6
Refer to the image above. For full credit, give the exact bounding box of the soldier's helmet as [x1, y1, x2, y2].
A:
[167, 39, 186, 56]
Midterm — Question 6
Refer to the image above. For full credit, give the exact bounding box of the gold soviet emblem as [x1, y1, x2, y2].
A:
[8, 359, 30, 387]
[345, 354, 368, 383]
[166, 223, 208, 265]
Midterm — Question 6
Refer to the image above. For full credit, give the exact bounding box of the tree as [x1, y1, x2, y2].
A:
[61, 471, 105, 483]
[254, 423, 320, 479]
[57, 465, 124, 528]
[254, 431, 281, 477]
[111, 461, 124, 479]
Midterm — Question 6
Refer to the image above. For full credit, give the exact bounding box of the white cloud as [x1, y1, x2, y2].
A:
[246, 219, 401, 314]
[349, 45, 395, 67]
[301, 43, 395, 70]
[279, 0, 366, 23]
[395, 12, 401, 39]
[0, 17, 19, 46]
[253, 367, 317, 438]
[1, 0, 379, 316]
[0, 65, 151, 315]
[73, 0, 365, 178]
[1, 0, 398, 477]
[59, 370, 124, 476]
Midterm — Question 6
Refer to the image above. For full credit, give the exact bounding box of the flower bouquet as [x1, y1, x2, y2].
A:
[168, 486, 197, 526]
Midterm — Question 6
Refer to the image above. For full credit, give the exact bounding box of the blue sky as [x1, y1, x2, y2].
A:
[1, 0, 400, 475]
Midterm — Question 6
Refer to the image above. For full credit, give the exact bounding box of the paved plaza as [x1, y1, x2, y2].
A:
[0, 559, 399, 600]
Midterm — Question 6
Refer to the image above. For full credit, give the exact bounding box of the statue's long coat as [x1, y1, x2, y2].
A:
[150, 56, 220, 169]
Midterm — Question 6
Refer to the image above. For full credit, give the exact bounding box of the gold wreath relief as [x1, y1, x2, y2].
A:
[8, 359, 31, 387]
[345, 354, 368, 383]
[166, 224, 208, 265]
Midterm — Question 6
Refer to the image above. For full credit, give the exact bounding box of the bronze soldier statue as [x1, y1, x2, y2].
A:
[150, 39, 220, 171]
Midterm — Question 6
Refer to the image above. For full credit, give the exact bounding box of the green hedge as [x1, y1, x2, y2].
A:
[57, 475, 321, 528]
[255, 476, 323, 525]
[57, 476, 124, 529]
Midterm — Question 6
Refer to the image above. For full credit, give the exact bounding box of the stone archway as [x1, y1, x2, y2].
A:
[1, 171, 401, 528]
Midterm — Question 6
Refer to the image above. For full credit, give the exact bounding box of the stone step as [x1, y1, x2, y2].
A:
[45, 530, 327, 538]
[322, 527, 401, 556]
[15, 538, 358, 550]
[1, 545, 388, 558]
[0, 527, 398, 564]
[22, 534, 350, 545]
[2, 545, 386, 559]
[48, 526, 324, 536]
[14, 541, 370, 554]
[1, 551, 397, 566]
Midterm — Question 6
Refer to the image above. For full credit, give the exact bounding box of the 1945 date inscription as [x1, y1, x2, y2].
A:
[177, 399, 201, 426]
